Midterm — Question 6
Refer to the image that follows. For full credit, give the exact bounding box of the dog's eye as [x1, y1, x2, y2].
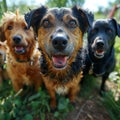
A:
[68, 20, 77, 28]
[91, 28, 98, 34]
[42, 20, 51, 28]
[24, 26, 28, 30]
[106, 28, 112, 33]
[7, 25, 13, 30]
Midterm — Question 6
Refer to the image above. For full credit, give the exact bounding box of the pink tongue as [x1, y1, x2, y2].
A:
[52, 56, 68, 68]
[15, 46, 24, 51]
[96, 50, 104, 53]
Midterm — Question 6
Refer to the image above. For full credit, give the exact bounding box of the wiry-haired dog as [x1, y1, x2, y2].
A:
[85, 18, 120, 95]
[0, 11, 43, 92]
[25, 5, 93, 109]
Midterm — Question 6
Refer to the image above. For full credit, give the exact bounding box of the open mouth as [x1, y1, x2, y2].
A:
[14, 46, 26, 54]
[52, 55, 69, 69]
[94, 49, 105, 58]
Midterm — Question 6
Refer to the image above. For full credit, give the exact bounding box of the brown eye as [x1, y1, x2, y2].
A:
[7, 25, 13, 30]
[43, 19, 51, 28]
[106, 28, 112, 33]
[68, 20, 77, 28]
[91, 28, 98, 34]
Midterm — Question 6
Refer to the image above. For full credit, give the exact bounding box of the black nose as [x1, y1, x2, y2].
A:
[52, 34, 68, 51]
[96, 40, 104, 48]
[13, 35, 22, 44]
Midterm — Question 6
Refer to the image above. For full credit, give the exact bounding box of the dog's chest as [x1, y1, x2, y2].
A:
[55, 86, 69, 95]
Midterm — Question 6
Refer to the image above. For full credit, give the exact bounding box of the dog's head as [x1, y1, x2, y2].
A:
[0, 10, 35, 62]
[88, 18, 120, 59]
[25, 5, 93, 70]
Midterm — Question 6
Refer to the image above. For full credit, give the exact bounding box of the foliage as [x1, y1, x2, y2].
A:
[45, 0, 85, 7]
[0, 0, 36, 18]
[80, 75, 97, 98]
[102, 92, 120, 120]
[0, 81, 74, 120]
[54, 96, 74, 120]
[0, 86, 50, 120]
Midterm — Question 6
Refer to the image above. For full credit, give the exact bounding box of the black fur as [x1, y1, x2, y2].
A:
[24, 5, 93, 83]
[40, 49, 85, 83]
[25, 5, 93, 34]
[25, 6, 47, 33]
[84, 18, 120, 94]
[72, 5, 94, 33]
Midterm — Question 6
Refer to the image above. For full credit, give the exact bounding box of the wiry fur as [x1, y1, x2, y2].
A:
[25, 5, 93, 109]
[0, 10, 43, 92]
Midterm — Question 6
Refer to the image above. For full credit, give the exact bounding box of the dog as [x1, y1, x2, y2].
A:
[0, 42, 9, 84]
[25, 5, 94, 109]
[0, 10, 43, 92]
[84, 18, 120, 94]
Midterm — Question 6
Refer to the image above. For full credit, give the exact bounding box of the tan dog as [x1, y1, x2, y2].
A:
[0, 10, 43, 92]
[25, 5, 93, 109]
[0, 42, 9, 84]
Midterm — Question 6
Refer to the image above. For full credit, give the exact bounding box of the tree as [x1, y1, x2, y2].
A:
[0, 0, 7, 18]
[3, 0, 7, 11]
[45, 0, 85, 7]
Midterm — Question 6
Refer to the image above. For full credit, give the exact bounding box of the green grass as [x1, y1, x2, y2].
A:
[80, 75, 97, 98]
[0, 81, 74, 120]
[102, 92, 120, 120]
[0, 84, 50, 120]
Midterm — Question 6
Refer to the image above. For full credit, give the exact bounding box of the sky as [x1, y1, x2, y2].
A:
[83, 0, 115, 12]
[6, 0, 116, 12]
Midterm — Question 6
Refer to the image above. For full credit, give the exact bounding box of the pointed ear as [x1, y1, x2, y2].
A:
[110, 18, 120, 37]
[25, 6, 47, 34]
[0, 26, 6, 42]
[72, 5, 94, 33]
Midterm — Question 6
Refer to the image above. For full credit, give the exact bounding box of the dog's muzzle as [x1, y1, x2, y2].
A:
[13, 35, 26, 54]
[94, 39, 105, 59]
[51, 29, 69, 69]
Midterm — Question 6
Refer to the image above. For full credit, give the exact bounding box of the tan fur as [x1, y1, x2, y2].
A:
[0, 42, 9, 84]
[43, 71, 83, 108]
[37, 9, 84, 109]
[0, 11, 43, 92]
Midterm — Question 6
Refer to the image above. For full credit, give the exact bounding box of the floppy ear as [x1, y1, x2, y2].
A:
[72, 5, 94, 33]
[110, 18, 120, 37]
[25, 6, 47, 34]
[0, 26, 6, 42]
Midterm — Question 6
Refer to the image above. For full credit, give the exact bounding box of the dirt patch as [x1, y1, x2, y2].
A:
[65, 96, 110, 120]
[64, 79, 119, 120]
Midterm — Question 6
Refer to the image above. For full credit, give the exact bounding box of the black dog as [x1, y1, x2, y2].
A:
[84, 18, 120, 94]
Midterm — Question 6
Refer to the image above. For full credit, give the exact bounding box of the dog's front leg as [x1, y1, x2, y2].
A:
[43, 78, 57, 110]
[48, 88, 56, 110]
[11, 79, 23, 92]
[100, 74, 109, 95]
[68, 84, 80, 104]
